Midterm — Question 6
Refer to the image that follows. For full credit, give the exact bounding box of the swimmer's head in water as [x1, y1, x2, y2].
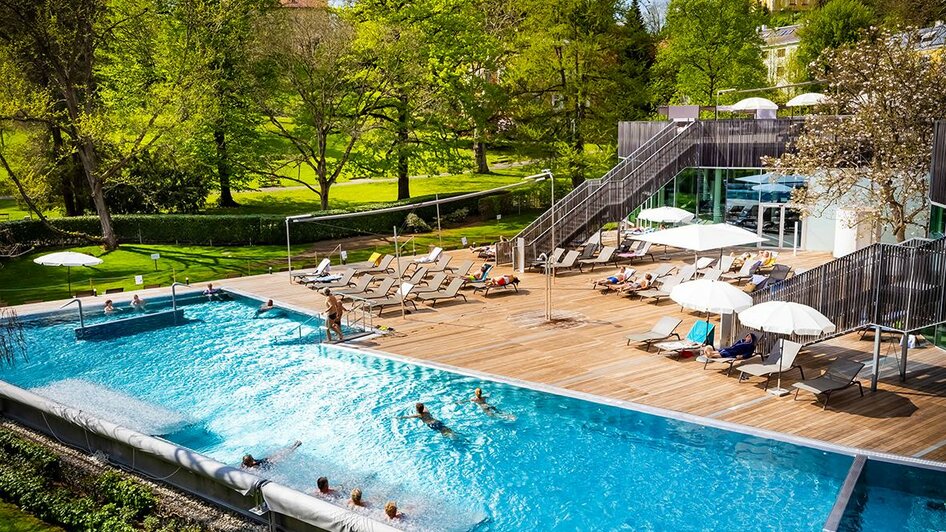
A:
[207, 283, 213, 289]
[385, 501, 398, 518]
[415, 402, 425, 414]
[267, 299, 274, 306]
[350, 488, 362, 503]
[242, 454, 255, 467]
[474, 388, 482, 398]
[317, 476, 329, 492]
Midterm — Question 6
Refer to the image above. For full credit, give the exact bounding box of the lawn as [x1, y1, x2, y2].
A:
[0, 212, 538, 305]
[0, 501, 63, 532]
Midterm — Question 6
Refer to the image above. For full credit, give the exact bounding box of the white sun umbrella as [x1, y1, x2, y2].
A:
[736, 173, 806, 185]
[738, 301, 837, 396]
[633, 223, 764, 252]
[671, 279, 753, 345]
[33, 251, 103, 294]
[637, 206, 695, 224]
[730, 97, 779, 112]
[785, 92, 829, 107]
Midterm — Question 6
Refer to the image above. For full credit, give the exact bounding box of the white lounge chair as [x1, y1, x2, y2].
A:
[291, 258, 331, 282]
[413, 247, 443, 264]
[306, 269, 356, 289]
[625, 317, 682, 350]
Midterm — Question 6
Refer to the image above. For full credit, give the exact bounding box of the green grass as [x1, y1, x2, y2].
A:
[207, 169, 534, 215]
[0, 212, 537, 305]
[0, 501, 63, 532]
[0, 198, 36, 220]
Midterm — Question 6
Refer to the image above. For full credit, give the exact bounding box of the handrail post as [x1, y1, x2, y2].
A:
[58, 299, 85, 329]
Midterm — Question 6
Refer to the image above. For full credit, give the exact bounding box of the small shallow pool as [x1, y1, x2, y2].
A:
[6, 295, 876, 530]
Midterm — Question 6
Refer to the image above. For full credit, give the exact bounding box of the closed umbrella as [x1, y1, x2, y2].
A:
[738, 301, 836, 396]
[33, 252, 103, 295]
[637, 206, 695, 224]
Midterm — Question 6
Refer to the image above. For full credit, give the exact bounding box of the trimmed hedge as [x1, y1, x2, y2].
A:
[5, 193, 488, 247]
[477, 184, 560, 218]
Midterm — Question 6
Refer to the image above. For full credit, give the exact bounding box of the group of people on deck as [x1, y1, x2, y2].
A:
[593, 266, 653, 294]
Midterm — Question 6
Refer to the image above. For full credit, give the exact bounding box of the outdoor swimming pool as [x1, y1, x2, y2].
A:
[6, 294, 929, 530]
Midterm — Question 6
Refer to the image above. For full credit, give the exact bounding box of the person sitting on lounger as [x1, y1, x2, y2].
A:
[241, 440, 302, 470]
[486, 274, 518, 288]
[730, 251, 753, 269]
[617, 273, 652, 294]
[594, 267, 630, 289]
[256, 299, 275, 316]
[699, 333, 758, 360]
[399, 403, 455, 438]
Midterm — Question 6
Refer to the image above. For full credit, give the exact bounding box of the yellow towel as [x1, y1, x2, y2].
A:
[368, 252, 382, 265]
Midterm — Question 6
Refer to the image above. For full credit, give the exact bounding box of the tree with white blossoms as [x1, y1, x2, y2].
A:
[766, 29, 946, 242]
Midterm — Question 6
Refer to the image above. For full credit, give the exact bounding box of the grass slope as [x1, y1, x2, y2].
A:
[0, 502, 64, 532]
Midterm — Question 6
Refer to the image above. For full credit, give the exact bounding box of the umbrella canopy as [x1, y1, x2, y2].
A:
[730, 97, 778, 111]
[670, 279, 753, 314]
[34, 252, 103, 295]
[786, 92, 829, 107]
[736, 173, 806, 185]
[632, 223, 764, 252]
[738, 301, 836, 336]
[637, 206, 695, 224]
[33, 252, 103, 268]
[751, 183, 794, 193]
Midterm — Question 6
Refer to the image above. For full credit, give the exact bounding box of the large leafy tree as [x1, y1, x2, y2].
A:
[0, 0, 201, 248]
[766, 31, 946, 242]
[505, 0, 654, 186]
[792, 0, 874, 81]
[654, 0, 766, 105]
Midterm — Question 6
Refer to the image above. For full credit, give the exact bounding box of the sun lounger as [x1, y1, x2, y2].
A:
[701, 268, 722, 282]
[333, 275, 374, 297]
[737, 340, 804, 390]
[463, 263, 493, 287]
[654, 321, 715, 357]
[306, 269, 356, 289]
[577, 243, 599, 261]
[410, 273, 447, 295]
[716, 255, 736, 273]
[616, 241, 654, 262]
[649, 264, 675, 280]
[636, 275, 683, 304]
[424, 254, 453, 274]
[678, 265, 697, 282]
[698, 333, 765, 375]
[445, 260, 473, 277]
[351, 277, 397, 300]
[550, 250, 581, 272]
[416, 278, 467, 306]
[792, 359, 865, 409]
[291, 258, 331, 282]
[695, 257, 715, 271]
[750, 264, 792, 291]
[625, 316, 682, 350]
[412, 247, 443, 264]
[371, 283, 419, 316]
[578, 246, 617, 272]
[352, 254, 395, 275]
[722, 260, 757, 284]
[472, 276, 520, 297]
[530, 248, 565, 270]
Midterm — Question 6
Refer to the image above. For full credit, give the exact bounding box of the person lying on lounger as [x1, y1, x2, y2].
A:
[241, 440, 302, 470]
[399, 403, 455, 438]
[617, 273, 652, 294]
[593, 267, 631, 289]
[698, 333, 758, 360]
[485, 275, 518, 288]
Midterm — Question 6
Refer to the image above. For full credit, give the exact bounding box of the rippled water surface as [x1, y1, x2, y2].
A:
[12, 297, 854, 530]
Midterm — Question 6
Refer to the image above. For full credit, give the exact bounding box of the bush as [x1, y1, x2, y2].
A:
[5, 192, 494, 247]
[443, 207, 471, 224]
[96, 470, 157, 520]
[403, 213, 431, 233]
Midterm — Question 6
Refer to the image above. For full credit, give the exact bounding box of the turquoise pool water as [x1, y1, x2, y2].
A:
[840, 460, 946, 531]
[10, 296, 857, 530]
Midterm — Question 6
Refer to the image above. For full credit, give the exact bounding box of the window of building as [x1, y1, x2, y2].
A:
[776, 48, 785, 58]
[777, 66, 785, 77]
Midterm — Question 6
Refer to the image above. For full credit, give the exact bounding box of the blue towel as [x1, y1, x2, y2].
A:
[718, 332, 758, 359]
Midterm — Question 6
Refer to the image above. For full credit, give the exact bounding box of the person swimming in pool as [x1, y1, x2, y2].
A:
[256, 299, 275, 317]
[399, 403, 455, 438]
[241, 440, 302, 470]
[466, 388, 516, 420]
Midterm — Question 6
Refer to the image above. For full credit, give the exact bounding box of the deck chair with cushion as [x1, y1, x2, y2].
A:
[578, 246, 616, 272]
[371, 283, 419, 316]
[292, 258, 331, 282]
[530, 248, 565, 270]
[416, 278, 468, 306]
[636, 275, 683, 304]
[654, 321, 715, 358]
[412, 247, 443, 265]
[737, 340, 804, 390]
[306, 269, 356, 289]
[792, 359, 865, 410]
[625, 316, 682, 351]
[352, 254, 395, 275]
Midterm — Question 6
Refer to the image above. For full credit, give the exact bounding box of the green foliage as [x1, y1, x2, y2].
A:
[443, 207, 471, 224]
[793, 0, 874, 80]
[403, 213, 432, 233]
[107, 152, 211, 214]
[655, 0, 767, 104]
[95, 471, 156, 520]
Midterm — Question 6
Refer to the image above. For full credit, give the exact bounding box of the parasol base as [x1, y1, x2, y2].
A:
[767, 387, 791, 397]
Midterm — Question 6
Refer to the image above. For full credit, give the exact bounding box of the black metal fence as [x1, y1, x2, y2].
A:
[932, 120, 946, 207]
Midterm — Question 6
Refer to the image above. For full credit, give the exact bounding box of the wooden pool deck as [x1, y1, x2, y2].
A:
[15, 248, 946, 463]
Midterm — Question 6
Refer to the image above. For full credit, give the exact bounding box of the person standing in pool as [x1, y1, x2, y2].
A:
[324, 289, 344, 342]
[241, 440, 302, 470]
[103, 300, 115, 314]
[467, 388, 516, 420]
[130, 295, 146, 312]
[399, 403, 455, 438]
[315, 476, 337, 497]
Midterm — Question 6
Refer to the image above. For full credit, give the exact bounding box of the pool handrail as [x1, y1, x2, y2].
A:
[58, 298, 85, 328]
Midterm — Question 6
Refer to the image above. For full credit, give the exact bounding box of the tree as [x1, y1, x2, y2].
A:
[792, 0, 874, 81]
[256, 8, 388, 211]
[654, 0, 766, 105]
[0, 0, 201, 249]
[868, 0, 946, 28]
[766, 31, 946, 242]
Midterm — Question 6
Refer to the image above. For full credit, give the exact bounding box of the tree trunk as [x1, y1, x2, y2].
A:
[473, 129, 489, 174]
[214, 129, 239, 208]
[75, 140, 118, 249]
[396, 92, 410, 201]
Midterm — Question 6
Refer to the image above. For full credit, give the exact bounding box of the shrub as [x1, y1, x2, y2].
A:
[443, 207, 471, 224]
[403, 213, 431, 233]
[96, 470, 157, 519]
